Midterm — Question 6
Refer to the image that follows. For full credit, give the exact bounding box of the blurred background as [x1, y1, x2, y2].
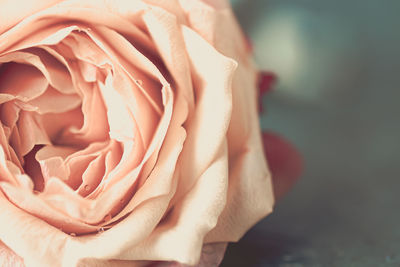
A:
[222, 0, 400, 266]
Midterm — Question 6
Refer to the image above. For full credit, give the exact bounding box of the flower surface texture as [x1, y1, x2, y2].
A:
[0, 0, 282, 266]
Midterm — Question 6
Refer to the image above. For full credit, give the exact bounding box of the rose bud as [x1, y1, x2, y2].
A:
[0, 0, 300, 266]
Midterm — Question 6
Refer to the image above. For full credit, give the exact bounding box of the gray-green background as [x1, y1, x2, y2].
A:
[222, 1, 400, 266]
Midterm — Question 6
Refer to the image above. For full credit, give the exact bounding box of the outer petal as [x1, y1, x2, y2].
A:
[113, 26, 236, 265]
[0, 241, 24, 267]
[0, 0, 61, 34]
[178, 1, 275, 242]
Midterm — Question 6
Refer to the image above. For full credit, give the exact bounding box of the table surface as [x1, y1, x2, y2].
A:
[221, 1, 400, 266]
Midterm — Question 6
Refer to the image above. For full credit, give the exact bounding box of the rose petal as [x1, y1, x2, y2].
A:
[0, 0, 61, 34]
[143, 7, 195, 112]
[0, 62, 48, 102]
[27, 86, 81, 114]
[15, 111, 51, 156]
[0, 241, 24, 267]
[0, 147, 19, 186]
[62, 81, 109, 146]
[111, 25, 236, 264]
[173, 26, 236, 201]
[41, 107, 83, 142]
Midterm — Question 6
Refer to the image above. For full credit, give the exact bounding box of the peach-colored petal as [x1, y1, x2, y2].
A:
[87, 24, 236, 265]
[0, 4, 154, 56]
[0, 240, 24, 267]
[178, 0, 250, 63]
[76, 153, 106, 197]
[0, 132, 22, 172]
[41, 107, 83, 142]
[172, 26, 236, 201]
[0, 101, 20, 128]
[0, 190, 72, 266]
[0, 128, 8, 156]
[175, 0, 275, 244]
[27, 86, 81, 114]
[25, 47, 76, 94]
[0, 147, 19, 186]
[16, 111, 51, 156]
[198, 0, 230, 10]
[142, 7, 195, 113]
[77, 85, 173, 225]
[0, 0, 61, 34]
[0, 62, 48, 103]
[10, 140, 121, 226]
[0, 189, 171, 266]
[0, 180, 100, 234]
[0, 1, 278, 266]
[0, 50, 75, 97]
[100, 72, 141, 142]
[116, 142, 228, 265]
[143, 0, 187, 24]
[63, 82, 109, 146]
[35, 145, 77, 185]
[61, 32, 111, 72]
[83, 25, 164, 118]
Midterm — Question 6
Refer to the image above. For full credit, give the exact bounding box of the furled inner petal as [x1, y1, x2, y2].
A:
[35, 145, 78, 185]
[15, 111, 51, 157]
[41, 107, 83, 142]
[27, 85, 81, 114]
[0, 62, 48, 102]
[61, 82, 109, 147]
[24, 47, 76, 94]
[0, 101, 20, 128]
[0, 49, 75, 95]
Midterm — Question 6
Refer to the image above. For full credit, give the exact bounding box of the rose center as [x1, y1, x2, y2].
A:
[0, 48, 110, 193]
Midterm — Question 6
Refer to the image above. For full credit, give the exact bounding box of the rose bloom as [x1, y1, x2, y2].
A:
[0, 0, 301, 266]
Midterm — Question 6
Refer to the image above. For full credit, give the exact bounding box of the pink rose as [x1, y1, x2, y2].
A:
[0, 0, 301, 266]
